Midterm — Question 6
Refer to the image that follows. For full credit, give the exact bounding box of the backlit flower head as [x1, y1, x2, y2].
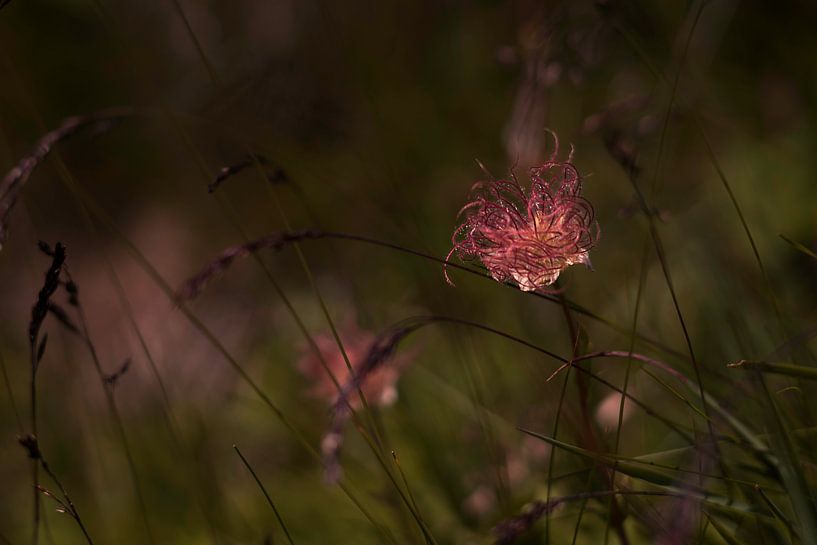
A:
[446, 132, 598, 292]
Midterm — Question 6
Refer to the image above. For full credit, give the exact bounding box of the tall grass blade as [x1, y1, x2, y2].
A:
[780, 235, 817, 261]
[233, 445, 295, 545]
[730, 360, 817, 381]
[758, 376, 817, 543]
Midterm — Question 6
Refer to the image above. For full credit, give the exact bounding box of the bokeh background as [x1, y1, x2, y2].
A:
[1, 1, 816, 543]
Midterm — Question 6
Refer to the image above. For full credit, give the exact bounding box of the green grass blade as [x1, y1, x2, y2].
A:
[519, 428, 778, 523]
[780, 235, 817, 261]
[730, 360, 817, 382]
[705, 512, 747, 545]
[758, 376, 817, 543]
[233, 445, 296, 545]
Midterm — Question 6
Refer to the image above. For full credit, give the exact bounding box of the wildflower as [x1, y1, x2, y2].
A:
[296, 319, 410, 407]
[446, 132, 599, 292]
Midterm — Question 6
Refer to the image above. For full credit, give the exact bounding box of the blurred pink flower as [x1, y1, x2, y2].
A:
[446, 134, 599, 292]
[595, 391, 635, 431]
[297, 320, 410, 407]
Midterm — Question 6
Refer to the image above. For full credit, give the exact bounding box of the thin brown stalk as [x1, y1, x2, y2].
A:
[17, 244, 94, 545]
[208, 154, 287, 193]
[26, 242, 67, 545]
[550, 350, 687, 384]
[38, 458, 95, 545]
[0, 107, 134, 250]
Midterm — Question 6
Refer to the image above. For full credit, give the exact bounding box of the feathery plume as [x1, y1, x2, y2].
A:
[446, 131, 598, 292]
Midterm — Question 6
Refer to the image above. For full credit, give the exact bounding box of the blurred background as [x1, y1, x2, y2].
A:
[1, 0, 816, 543]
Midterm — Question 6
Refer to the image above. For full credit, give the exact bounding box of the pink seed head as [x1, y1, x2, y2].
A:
[296, 319, 411, 408]
[446, 132, 599, 292]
